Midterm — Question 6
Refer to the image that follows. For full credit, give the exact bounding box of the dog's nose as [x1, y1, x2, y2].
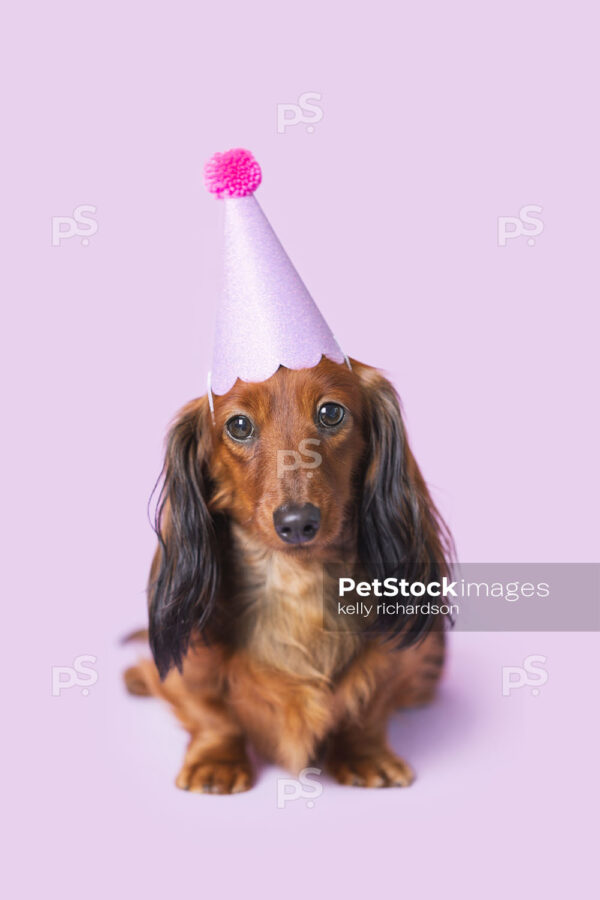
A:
[273, 503, 321, 545]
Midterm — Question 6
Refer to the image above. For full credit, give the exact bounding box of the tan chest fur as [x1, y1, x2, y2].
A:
[225, 526, 363, 770]
[230, 525, 360, 679]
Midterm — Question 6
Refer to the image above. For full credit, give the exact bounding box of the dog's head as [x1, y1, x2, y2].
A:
[149, 359, 452, 677]
[209, 358, 367, 553]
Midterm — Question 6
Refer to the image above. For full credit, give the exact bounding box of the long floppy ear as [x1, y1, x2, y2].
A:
[148, 397, 219, 679]
[356, 364, 453, 644]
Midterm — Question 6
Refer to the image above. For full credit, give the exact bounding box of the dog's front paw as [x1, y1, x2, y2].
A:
[328, 750, 415, 788]
[176, 757, 253, 794]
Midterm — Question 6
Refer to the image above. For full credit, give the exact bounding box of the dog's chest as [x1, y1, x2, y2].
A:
[230, 540, 358, 682]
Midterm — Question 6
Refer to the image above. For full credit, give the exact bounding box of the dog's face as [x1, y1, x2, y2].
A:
[209, 359, 367, 555]
[148, 357, 451, 677]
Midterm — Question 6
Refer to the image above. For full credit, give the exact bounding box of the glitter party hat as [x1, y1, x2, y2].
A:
[203, 148, 348, 397]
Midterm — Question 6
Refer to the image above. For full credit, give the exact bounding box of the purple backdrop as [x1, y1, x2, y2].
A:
[3, 1, 598, 898]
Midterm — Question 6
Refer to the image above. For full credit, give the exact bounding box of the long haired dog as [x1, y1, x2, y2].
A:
[125, 358, 452, 793]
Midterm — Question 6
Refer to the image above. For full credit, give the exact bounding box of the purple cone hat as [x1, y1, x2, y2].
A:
[204, 148, 347, 397]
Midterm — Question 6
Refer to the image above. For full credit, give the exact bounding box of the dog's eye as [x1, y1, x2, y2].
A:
[226, 415, 254, 441]
[318, 403, 345, 428]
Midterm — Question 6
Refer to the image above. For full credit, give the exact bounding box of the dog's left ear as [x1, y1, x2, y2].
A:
[356, 364, 453, 644]
[148, 397, 219, 679]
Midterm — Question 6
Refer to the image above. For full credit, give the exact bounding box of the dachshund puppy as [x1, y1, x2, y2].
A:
[124, 358, 452, 793]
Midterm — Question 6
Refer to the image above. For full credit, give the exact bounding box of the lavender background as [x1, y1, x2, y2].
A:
[3, 2, 598, 898]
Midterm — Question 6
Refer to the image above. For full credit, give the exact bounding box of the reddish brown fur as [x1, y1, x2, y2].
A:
[210, 358, 367, 556]
[126, 359, 450, 792]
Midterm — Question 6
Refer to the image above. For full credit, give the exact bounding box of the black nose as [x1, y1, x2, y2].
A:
[273, 503, 321, 545]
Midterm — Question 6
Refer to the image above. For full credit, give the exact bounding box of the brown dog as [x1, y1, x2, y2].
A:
[124, 358, 452, 793]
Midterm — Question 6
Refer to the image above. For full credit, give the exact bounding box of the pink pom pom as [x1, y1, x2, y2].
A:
[204, 148, 262, 198]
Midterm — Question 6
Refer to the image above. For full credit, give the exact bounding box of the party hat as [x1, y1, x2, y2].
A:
[203, 148, 348, 397]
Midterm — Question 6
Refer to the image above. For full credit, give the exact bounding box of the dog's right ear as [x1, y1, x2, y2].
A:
[148, 397, 219, 679]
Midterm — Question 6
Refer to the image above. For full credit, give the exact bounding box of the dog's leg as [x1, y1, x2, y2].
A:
[326, 716, 415, 788]
[123, 664, 152, 697]
[124, 648, 253, 794]
[176, 723, 253, 795]
[325, 637, 445, 788]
